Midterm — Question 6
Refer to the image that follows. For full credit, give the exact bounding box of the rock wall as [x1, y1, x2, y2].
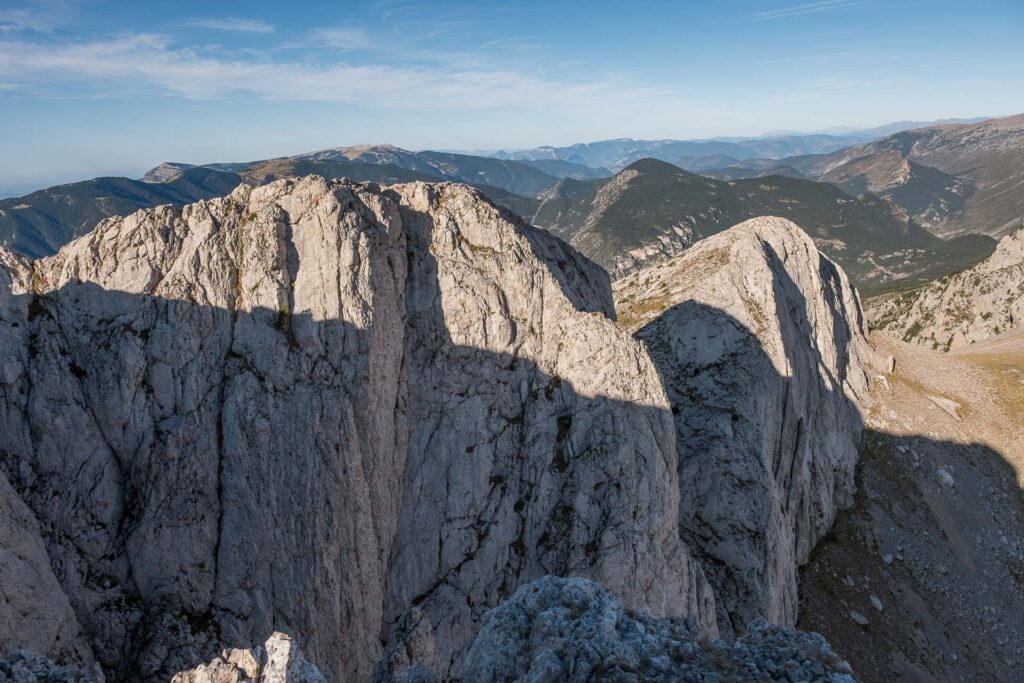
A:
[614, 216, 872, 636]
[0, 184, 873, 680]
[0, 177, 716, 681]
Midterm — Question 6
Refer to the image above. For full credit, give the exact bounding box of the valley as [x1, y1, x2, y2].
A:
[800, 330, 1024, 682]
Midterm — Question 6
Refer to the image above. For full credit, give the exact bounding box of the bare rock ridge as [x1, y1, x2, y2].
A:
[0, 177, 712, 681]
[868, 224, 1024, 350]
[614, 217, 872, 636]
[0, 179, 869, 680]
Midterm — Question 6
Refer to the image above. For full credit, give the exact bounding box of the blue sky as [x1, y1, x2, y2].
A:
[0, 0, 1022, 193]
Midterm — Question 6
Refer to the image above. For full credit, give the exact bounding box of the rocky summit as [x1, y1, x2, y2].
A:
[0, 177, 875, 681]
[614, 217, 872, 636]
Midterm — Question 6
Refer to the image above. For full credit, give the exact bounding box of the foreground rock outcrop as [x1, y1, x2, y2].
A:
[171, 632, 325, 683]
[614, 217, 872, 636]
[462, 576, 855, 682]
[868, 225, 1024, 350]
[0, 176, 715, 680]
[0, 651, 100, 683]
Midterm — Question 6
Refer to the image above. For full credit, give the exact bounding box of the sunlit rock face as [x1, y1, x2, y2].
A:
[0, 177, 716, 681]
[171, 632, 326, 683]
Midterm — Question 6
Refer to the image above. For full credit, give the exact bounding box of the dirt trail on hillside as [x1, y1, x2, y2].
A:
[799, 330, 1024, 682]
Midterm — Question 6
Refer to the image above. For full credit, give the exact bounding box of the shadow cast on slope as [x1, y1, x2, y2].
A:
[632, 236, 1024, 682]
[798, 428, 1024, 683]
[634, 237, 868, 639]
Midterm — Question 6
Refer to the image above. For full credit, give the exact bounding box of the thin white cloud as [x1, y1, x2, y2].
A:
[0, 7, 58, 32]
[747, 0, 877, 21]
[188, 18, 274, 33]
[312, 25, 370, 50]
[0, 33, 698, 116]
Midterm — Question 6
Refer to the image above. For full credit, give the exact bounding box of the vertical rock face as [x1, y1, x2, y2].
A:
[0, 472, 95, 669]
[867, 225, 1024, 350]
[0, 251, 95, 670]
[614, 217, 872, 636]
[378, 183, 717, 678]
[0, 177, 717, 681]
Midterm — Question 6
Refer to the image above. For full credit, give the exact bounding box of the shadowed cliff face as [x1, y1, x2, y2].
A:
[0, 177, 715, 682]
[614, 217, 872, 638]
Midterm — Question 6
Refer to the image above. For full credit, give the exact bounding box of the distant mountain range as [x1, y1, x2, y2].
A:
[2, 114, 1019, 295]
[0, 147, 581, 258]
[491, 136, 867, 172]
[702, 114, 1024, 239]
[812, 117, 988, 138]
[489, 117, 989, 172]
[0, 168, 241, 258]
[525, 158, 994, 294]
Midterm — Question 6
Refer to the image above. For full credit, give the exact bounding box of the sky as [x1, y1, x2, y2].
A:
[0, 0, 1022, 193]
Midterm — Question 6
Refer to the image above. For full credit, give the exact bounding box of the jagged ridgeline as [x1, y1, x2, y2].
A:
[0, 177, 868, 681]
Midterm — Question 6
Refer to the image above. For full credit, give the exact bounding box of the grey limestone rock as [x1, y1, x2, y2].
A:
[461, 575, 856, 682]
[0, 650, 101, 683]
[0, 183, 871, 681]
[0, 177, 714, 680]
[614, 217, 872, 636]
[868, 225, 1024, 350]
[170, 632, 326, 683]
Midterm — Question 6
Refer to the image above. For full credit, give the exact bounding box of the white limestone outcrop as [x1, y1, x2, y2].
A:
[614, 216, 872, 636]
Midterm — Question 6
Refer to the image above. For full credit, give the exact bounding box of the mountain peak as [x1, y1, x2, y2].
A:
[141, 162, 194, 183]
[621, 157, 691, 175]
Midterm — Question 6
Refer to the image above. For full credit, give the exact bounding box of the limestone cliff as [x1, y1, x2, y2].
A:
[0, 183, 872, 681]
[0, 177, 715, 681]
[614, 216, 872, 636]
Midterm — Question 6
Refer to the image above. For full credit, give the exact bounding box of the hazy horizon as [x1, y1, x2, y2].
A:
[0, 113, 1000, 196]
